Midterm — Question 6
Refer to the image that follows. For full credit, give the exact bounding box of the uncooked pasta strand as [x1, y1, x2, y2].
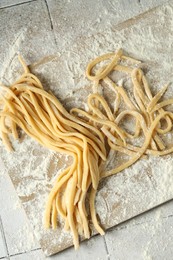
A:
[71, 106, 126, 145]
[86, 49, 123, 81]
[148, 84, 169, 112]
[89, 188, 105, 235]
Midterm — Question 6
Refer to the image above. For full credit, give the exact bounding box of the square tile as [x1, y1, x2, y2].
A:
[1, 208, 39, 255]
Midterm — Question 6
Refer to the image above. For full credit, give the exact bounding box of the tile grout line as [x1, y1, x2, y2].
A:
[7, 247, 41, 258]
[0, 215, 9, 258]
[0, 0, 37, 10]
[44, 0, 53, 30]
[44, 0, 58, 46]
[103, 236, 110, 260]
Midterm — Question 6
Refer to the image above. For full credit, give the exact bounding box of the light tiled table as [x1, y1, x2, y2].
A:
[0, 1, 173, 259]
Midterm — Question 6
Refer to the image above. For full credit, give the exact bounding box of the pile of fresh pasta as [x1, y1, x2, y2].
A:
[0, 49, 173, 249]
